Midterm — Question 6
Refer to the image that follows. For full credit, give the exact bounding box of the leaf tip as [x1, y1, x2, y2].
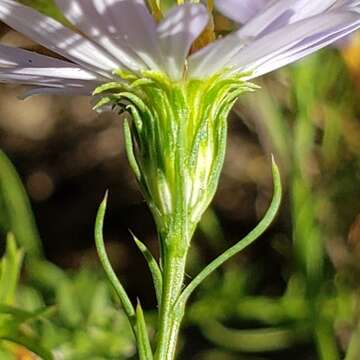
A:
[270, 154, 280, 178]
[103, 190, 109, 205]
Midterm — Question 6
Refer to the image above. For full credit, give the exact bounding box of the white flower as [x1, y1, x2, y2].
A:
[0, 0, 359, 98]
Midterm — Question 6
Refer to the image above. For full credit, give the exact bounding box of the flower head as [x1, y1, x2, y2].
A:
[0, 0, 359, 98]
[1, 0, 360, 236]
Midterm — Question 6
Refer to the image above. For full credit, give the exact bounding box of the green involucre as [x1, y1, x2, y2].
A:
[94, 70, 255, 247]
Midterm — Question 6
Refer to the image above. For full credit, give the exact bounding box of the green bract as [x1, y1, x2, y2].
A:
[94, 70, 255, 247]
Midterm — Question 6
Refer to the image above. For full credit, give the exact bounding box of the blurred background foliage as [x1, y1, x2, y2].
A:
[1, 1, 360, 359]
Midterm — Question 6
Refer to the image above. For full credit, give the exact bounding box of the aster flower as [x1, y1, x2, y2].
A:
[1, 1, 360, 360]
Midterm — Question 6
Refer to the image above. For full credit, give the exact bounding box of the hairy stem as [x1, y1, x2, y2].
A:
[155, 222, 191, 360]
[155, 249, 187, 360]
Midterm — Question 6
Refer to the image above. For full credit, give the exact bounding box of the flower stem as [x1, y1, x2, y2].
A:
[155, 248, 187, 360]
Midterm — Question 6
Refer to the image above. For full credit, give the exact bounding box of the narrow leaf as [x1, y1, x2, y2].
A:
[131, 232, 162, 306]
[177, 157, 282, 306]
[95, 193, 136, 326]
[136, 300, 153, 360]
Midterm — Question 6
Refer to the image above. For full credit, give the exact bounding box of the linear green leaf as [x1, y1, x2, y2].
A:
[131, 232, 163, 306]
[177, 157, 282, 306]
[136, 300, 154, 360]
[95, 193, 136, 326]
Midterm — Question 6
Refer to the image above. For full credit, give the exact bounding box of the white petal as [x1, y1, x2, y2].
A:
[247, 21, 360, 79]
[237, 0, 337, 39]
[229, 11, 360, 75]
[19, 86, 93, 99]
[0, 45, 101, 95]
[188, 33, 246, 78]
[0, 70, 99, 91]
[189, 0, 340, 78]
[0, 68, 100, 82]
[0, 0, 120, 78]
[54, 0, 147, 72]
[100, 0, 163, 71]
[215, 0, 267, 24]
[0, 45, 101, 80]
[157, 3, 208, 79]
[189, 4, 359, 78]
[331, 0, 360, 9]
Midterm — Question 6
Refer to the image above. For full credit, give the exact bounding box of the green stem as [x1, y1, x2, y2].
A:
[155, 247, 187, 360]
[154, 86, 190, 360]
